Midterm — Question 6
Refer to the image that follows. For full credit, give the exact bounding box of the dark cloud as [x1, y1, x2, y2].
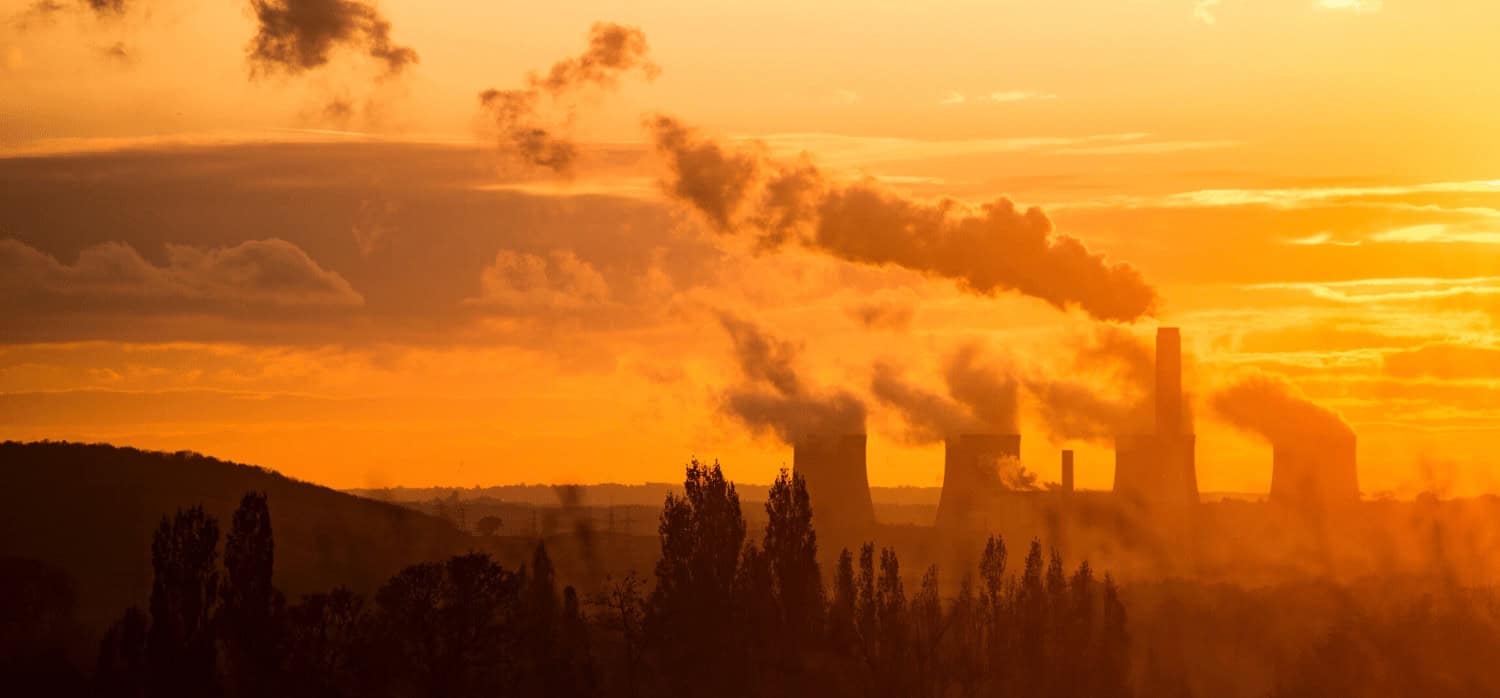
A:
[0, 237, 364, 312]
[719, 314, 865, 444]
[647, 116, 1159, 322]
[1211, 373, 1353, 447]
[247, 0, 418, 77]
[479, 23, 658, 174]
[0, 142, 708, 345]
[467, 249, 610, 311]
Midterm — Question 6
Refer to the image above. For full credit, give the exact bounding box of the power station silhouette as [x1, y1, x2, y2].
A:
[790, 327, 1360, 532]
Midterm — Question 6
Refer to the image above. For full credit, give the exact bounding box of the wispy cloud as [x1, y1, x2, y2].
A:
[1082, 180, 1500, 210]
[1286, 232, 1362, 246]
[1195, 0, 1221, 24]
[1283, 224, 1500, 247]
[1247, 276, 1500, 304]
[1368, 224, 1500, 245]
[1315, 0, 1383, 13]
[978, 91, 1057, 103]
[749, 132, 1236, 166]
[940, 90, 1056, 106]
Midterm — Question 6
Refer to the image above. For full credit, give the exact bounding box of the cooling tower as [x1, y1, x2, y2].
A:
[792, 433, 875, 532]
[1271, 432, 1358, 508]
[1113, 327, 1199, 507]
[936, 433, 1020, 529]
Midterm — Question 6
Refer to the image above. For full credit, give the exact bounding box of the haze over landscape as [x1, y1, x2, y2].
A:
[4, 2, 1500, 697]
[4, 0, 1498, 495]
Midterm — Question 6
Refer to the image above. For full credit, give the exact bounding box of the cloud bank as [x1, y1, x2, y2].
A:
[0, 237, 363, 311]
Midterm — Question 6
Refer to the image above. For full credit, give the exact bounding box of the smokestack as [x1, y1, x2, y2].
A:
[1113, 326, 1198, 508]
[1155, 327, 1182, 435]
[1062, 450, 1075, 494]
[792, 433, 875, 532]
[936, 433, 1020, 529]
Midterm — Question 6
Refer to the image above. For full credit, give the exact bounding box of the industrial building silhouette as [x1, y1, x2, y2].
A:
[791, 327, 1360, 533]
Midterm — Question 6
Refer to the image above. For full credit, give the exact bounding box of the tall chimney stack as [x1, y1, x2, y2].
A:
[1155, 327, 1183, 435]
[1062, 450, 1075, 494]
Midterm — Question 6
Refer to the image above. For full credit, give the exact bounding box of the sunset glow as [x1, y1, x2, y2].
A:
[3, 0, 1497, 496]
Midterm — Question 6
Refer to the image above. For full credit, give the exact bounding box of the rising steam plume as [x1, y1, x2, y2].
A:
[718, 314, 864, 444]
[479, 23, 659, 174]
[1211, 373, 1353, 446]
[646, 116, 1159, 322]
[1024, 325, 1158, 443]
[872, 344, 1018, 444]
[247, 0, 418, 77]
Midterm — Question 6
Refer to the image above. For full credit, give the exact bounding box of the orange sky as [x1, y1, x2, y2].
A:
[1, 0, 1497, 496]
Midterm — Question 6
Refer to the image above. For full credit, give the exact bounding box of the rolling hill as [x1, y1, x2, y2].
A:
[0, 441, 468, 637]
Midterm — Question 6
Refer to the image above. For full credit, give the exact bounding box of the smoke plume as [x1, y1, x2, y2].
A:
[84, 0, 125, 13]
[1211, 373, 1354, 446]
[14, 0, 122, 29]
[247, 0, 418, 77]
[1024, 325, 1154, 443]
[944, 343, 1020, 434]
[646, 116, 1158, 322]
[871, 362, 982, 444]
[870, 344, 1018, 444]
[479, 23, 659, 174]
[719, 314, 865, 444]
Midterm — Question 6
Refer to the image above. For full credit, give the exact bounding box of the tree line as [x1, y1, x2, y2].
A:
[84, 459, 1132, 698]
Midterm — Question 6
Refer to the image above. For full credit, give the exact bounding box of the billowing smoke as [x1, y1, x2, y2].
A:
[84, 0, 125, 13]
[871, 362, 982, 444]
[646, 116, 1158, 322]
[1024, 325, 1154, 443]
[1210, 373, 1354, 446]
[15, 0, 125, 29]
[480, 23, 659, 174]
[719, 314, 865, 444]
[870, 344, 1018, 445]
[247, 0, 418, 77]
[944, 343, 1020, 434]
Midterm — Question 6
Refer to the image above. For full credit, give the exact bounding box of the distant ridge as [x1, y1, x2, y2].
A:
[0, 441, 467, 635]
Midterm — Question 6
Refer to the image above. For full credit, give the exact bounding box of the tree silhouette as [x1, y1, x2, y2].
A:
[220, 492, 285, 698]
[74, 462, 1143, 698]
[1099, 573, 1131, 698]
[764, 469, 824, 652]
[476, 515, 504, 537]
[648, 459, 746, 697]
[829, 548, 858, 650]
[373, 553, 521, 697]
[589, 573, 645, 698]
[283, 588, 366, 698]
[96, 606, 148, 698]
[146, 506, 220, 698]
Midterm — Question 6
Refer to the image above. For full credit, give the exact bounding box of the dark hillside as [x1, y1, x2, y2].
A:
[0, 441, 467, 635]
